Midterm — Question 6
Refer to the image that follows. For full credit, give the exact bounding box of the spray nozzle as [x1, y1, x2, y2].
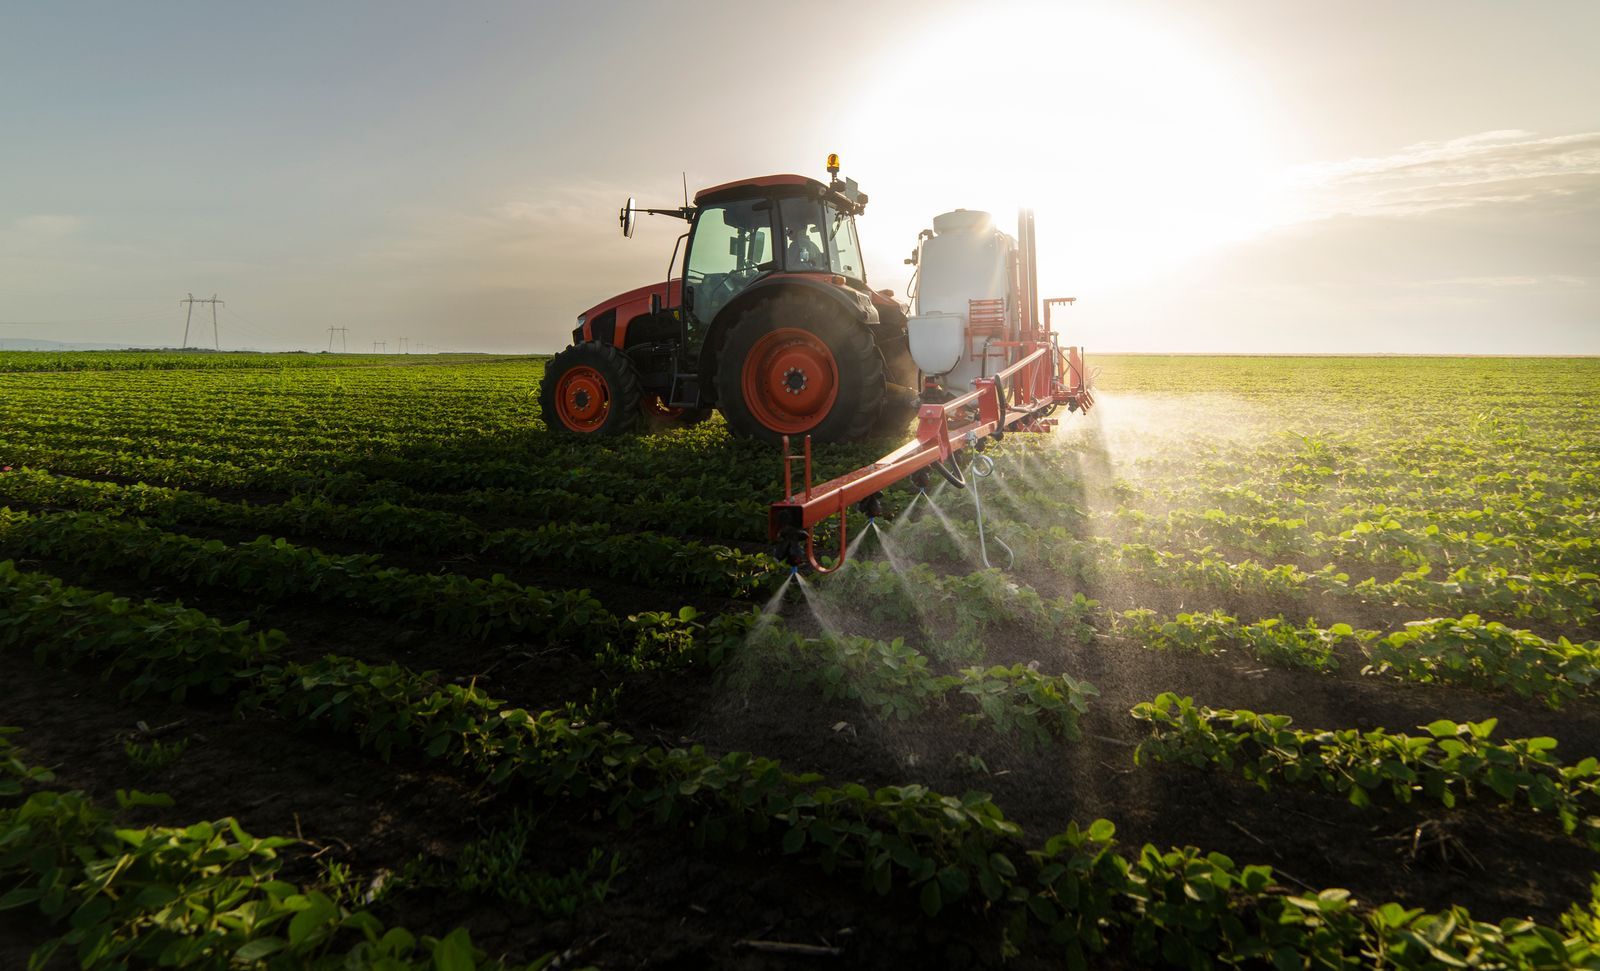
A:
[855, 492, 886, 520]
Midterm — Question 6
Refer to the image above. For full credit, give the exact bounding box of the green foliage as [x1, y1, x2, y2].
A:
[439, 811, 624, 916]
[1117, 608, 1360, 673]
[734, 621, 1097, 746]
[6, 354, 1600, 967]
[956, 664, 1098, 750]
[0, 739, 539, 969]
[1131, 693, 1600, 847]
[0, 560, 282, 702]
[123, 738, 189, 777]
[808, 561, 1097, 662]
[1366, 614, 1600, 709]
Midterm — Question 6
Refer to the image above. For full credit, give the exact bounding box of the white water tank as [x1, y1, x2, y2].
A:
[907, 210, 1018, 391]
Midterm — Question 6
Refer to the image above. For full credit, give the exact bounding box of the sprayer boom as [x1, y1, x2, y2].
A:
[770, 337, 1092, 571]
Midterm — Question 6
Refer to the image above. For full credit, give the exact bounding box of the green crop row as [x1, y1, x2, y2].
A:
[0, 469, 776, 598]
[0, 549, 747, 705]
[814, 559, 1096, 662]
[1111, 606, 1600, 710]
[0, 350, 507, 371]
[0, 559, 284, 702]
[892, 512, 1599, 630]
[731, 621, 1098, 751]
[1120, 504, 1596, 574]
[1365, 614, 1600, 709]
[0, 508, 615, 648]
[7, 559, 1600, 966]
[0, 731, 552, 970]
[1131, 693, 1600, 848]
[0, 407, 886, 506]
[1115, 608, 1357, 673]
[0, 461, 770, 552]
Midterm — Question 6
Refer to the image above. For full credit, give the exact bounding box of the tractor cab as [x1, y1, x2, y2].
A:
[542, 157, 915, 442]
[681, 174, 869, 361]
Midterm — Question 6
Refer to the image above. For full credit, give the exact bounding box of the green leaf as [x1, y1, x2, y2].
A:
[432, 927, 477, 971]
[781, 827, 805, 854]
[287, 894, 338, 947]
[0, 888, 41, 911]
[919, 880, 942, 917]
[234, 938, 287, 961]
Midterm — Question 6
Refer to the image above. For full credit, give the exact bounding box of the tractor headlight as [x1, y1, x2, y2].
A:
[573, 314, 587, 343]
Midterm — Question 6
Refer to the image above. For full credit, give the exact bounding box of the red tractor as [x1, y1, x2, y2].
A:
[539, 158, 918, 443]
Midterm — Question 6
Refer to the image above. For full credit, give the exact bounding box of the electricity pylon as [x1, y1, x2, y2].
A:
[179, 294, 223, 349]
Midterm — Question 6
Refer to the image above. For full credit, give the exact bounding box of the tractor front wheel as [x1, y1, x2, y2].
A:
[539, 342, 642, 435]
[716, 291, 885, 444]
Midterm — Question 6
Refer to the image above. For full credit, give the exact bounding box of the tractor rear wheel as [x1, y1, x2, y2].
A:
[716, 291, 885, 444]
[539, 341, 642, 436]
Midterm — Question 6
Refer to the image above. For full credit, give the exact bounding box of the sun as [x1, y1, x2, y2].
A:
[842, 4, 1291, 293]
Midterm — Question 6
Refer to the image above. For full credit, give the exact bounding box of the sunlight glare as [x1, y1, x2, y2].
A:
[845, 4, 1292, 293]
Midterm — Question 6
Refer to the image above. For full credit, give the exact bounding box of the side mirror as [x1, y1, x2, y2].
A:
[619, 197, 637, 238]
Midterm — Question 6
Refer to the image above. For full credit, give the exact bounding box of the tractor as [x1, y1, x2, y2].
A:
[539, 156, 919, 443]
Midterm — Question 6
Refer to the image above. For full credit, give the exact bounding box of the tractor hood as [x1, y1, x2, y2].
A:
[579, 279, 682, 323]
[576, 278, 681, 344]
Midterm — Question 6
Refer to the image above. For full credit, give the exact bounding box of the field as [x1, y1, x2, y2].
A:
[1, 351, 1598, 969]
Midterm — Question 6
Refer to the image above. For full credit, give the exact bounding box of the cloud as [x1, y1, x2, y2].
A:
[13, 214, 83, 237]
[1292, 130, 1600, 218]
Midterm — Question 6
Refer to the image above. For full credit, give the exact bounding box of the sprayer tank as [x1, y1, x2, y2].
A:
[907, 210, 1018, 391]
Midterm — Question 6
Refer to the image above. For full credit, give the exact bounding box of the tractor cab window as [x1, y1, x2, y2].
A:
[779, 197, 827, 272]
[826, 204, 864, 281]
[685, 201, 774, 343]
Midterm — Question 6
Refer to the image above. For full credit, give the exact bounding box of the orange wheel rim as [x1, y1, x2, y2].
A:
[740, 328, 839, 435]
[554, 365, 610, 431]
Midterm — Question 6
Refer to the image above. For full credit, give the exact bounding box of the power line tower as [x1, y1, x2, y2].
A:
[179, 293, 224, 350]
[398, 337, 408, 354]
[372, 341, 386, 354]
[327, 326, 349, 352]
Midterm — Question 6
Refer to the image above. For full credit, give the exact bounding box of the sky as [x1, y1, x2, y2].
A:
[1, 0, 1596, 354]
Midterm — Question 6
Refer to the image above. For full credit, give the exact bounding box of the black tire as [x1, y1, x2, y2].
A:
[715, 290, 885, 444]
[873, 385, 921, 440]
[869, 312, 921, 439]
[539, 342, 642, 436]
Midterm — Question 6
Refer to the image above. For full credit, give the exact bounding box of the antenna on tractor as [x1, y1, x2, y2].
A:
[682, 171, 689, 211]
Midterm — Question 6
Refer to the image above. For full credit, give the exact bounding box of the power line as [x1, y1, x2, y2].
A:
[221, 305, 293, 349]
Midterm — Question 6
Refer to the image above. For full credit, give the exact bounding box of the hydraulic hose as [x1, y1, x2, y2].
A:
[929, 457, 966, 489]
[969, 452, 1015, 570]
